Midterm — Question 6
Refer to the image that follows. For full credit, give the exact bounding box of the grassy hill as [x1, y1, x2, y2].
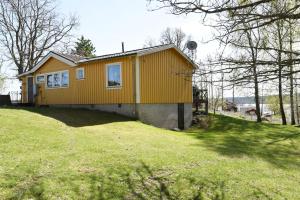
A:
[0, 107, 299, 199]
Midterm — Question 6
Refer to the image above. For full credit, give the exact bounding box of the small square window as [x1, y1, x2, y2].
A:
[76, 68, 84, 80]
[36, 75, 45, 84]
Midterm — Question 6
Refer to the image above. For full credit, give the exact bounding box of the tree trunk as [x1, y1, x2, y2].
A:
[277, 21, 287, 125]
[261, 84, 264, 116]
[221, 72, 224, 111]
[232, 83, 235, 104]
[253, 65, 262, 122]
[289, 20, 296, 125]
[210, 67, 213, 111]
[278, 67, 287, 125]
[296, 79, 299, 124]
[296, 94, 299, 125]
[289, 68, 295, 125]
[245, 28, 261, 123]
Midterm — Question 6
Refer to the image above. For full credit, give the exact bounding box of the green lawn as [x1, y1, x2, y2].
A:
[0, 107, 299, 199]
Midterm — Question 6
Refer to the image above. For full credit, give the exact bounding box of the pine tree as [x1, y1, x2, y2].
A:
[74, 36, 96, 57]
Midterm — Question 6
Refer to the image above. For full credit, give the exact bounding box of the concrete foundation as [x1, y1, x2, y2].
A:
[51, 104, 136, 118]
[50, 103, 192, 129]
[137, 104, 192, 129]
[93, 104, 136, 118]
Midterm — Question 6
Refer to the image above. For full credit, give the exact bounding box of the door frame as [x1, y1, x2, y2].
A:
[26, 76, 35, 103]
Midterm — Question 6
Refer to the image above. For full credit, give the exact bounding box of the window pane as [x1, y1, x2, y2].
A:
[107, 65, 121, 87]
[77, 69, 84, 79]
[47, 74, 53, 88]
[37, 75, 45, 83]
[54, 73, 61, 87]
[61, 72, 69, 87]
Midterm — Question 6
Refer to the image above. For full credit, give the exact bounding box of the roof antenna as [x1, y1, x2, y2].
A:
[186, 41, 198, 61]
[122, 42, 125, 53]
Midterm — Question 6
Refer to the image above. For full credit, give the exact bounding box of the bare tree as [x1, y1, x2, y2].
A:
[143, 37, 158, 48]
[272, 6, 288, 125]
[296, 78, 300, 124]
[209, 15, 265, 122]
[0, 58, 7, 93]
[0, 0, 78, 75]
[288, 19, 296, 125]
[150, 0, 300, 125]
[211, 86, 222, 115]
[160, 27, 189, 51]
[148, 0, 300, 24]
[144, 27, 194, 57]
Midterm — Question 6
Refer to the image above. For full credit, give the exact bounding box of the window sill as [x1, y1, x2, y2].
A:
[106, 86, 122, 90]
[45, 86, 69, 89]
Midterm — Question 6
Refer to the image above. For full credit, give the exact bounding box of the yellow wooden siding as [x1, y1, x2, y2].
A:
[31, 56, 134, 105]
[139, 49, 193, 103]
[21, 48, 193, 105]
[35, 58, 73, 104]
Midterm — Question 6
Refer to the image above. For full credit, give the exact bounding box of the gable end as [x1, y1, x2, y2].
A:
[18, 52, 77, 77]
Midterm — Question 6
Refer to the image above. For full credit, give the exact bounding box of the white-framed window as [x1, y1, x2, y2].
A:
[53, 73, 61, 87]
[76, 68, 84, 80]
[47, 74, 53, 88]
[46, 70, 69, 89]
[36, 75, 45, 84]
[106, 63, 122, 88]
[61, 71, 69, 87]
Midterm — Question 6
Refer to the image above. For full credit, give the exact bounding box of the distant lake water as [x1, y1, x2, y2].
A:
[237, 104, 291, 115]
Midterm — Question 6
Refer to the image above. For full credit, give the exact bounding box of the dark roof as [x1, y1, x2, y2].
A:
[52, 44, 175, 63]
[58, 53, 86, 62]
[19, 44, 197, 77]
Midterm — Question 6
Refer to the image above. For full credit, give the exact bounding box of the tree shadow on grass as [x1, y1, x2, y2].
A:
[6, 174, 46, 200]
[4, 106, 133, 127]
[6, 162, 227, 200]
[6, 161, 282, 200]
[125, 162, 227, 200]
[186, 114, 300, 169]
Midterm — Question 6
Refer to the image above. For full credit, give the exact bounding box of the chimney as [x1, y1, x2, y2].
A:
[122, 42, 125, 53]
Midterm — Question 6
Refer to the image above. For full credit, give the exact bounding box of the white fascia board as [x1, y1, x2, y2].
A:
[18, 52, 77, 77]
[137, 44, 198, 69]
[136, 44, 175, 57]
[51, 53, 77, 67]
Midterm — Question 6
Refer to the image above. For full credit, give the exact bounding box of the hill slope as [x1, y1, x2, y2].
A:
[0, 107, 299, 199]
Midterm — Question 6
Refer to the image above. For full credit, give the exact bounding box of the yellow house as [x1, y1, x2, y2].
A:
[18, 44, 196, 129]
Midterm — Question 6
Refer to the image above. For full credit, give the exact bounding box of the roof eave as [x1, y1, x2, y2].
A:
[78, 53, 137, 64]
[18, 44, 198, 77]
[17, 71, 33, 78]
[18, 52, 77, 77]
[137, 44, 198, 69]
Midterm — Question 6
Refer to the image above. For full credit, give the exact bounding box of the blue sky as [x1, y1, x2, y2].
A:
[58, 0, 215, 57]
